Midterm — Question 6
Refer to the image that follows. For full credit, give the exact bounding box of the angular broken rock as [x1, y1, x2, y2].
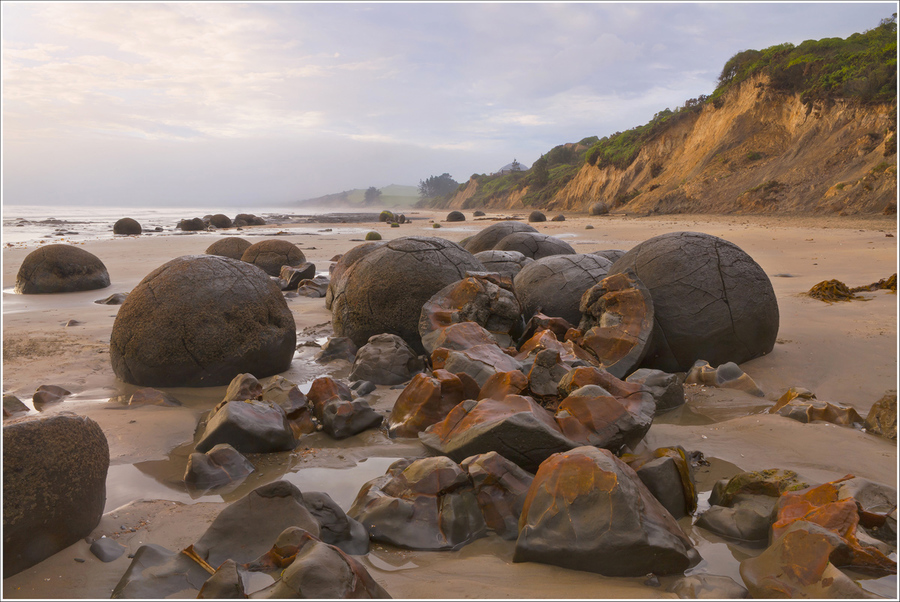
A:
[419, 395, 577, 472]
[513, 254, 611, 324]
[667, 575, 749, 599]
[388, 370, 479, 438]
[111, 543, 211, 599]
[348, 456, 487, 550]
[553, 382, 654, 453]
[314, 337, 358, 364]
[431, 344, 523, 388]
[478, 370, 529, 401]
[195, 399, 296, 454]
[350, 333, 425, 386]
[184, 443, 255, 491]
[686, 360, 764, 397]
[127, 388, 182, 407]
[95, 292, 129, 305]
[306, 376, 353, 419]
[418, 275, 523, 352]
[2, 394, 29, 417]
[769, 388, 865, 426]
[576, 270, 654, 379]
[32, 384, 71, 408]
[279, 262, 316, 289]
[422, 321, 501, 355]
[460, 451, 534, 540]
[320, 397, 383, 439]
[196, 558, 245, 599]
[525, 349, 570, 400]
[629, 447, 697, 520]
[513, 446, 697, 577]
[296, 276, 329, 298]
[608, 231, 779, 372]
[626, 368, 684, 413]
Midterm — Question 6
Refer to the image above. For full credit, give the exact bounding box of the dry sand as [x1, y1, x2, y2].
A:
[1, 210, 897, 599]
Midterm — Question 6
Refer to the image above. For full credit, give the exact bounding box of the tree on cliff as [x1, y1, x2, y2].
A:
[364, 186, 382, 204]
[418, 173, 459, 199]
[531, 154, 549, 187]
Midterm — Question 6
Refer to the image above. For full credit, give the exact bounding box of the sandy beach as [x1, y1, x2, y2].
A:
[2, 209, 897, 599]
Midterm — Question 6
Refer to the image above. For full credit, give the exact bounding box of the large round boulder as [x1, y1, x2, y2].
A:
[113, 217, 142, 235]
[494, 232, 576, 260]
[446, 211, 466, 222]
[528, 211, 547, 223]
[473, 250, 534, 279]
[109, 255, 296, 387]
[15, 244, 110, 294]
[609, 231, 779, 372]
[325, 241, 386, 310]
[206, 237, 252, 260]
[331, 237, 484, 352]
[462, 221, 538, 254]
[241, 240, 306, 277]
[3, 414, 109, 578]
[513, 254, 612, 324]
[209, 214, 233, 229]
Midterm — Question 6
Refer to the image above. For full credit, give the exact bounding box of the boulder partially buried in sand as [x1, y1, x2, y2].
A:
[494, 231, 576, 260]
[113, 217, 142, 235]
[331, 236, 484, 352]
[609, 231, 779, 372]
[3, 414, 109, 578]
[109, 255, 296, 387]
[205, 237, 252, 260]
[513, 446, 697, 577]
[241, 239, 306, 277]
[462, 221, 538, 254]
[15, 244, 110, 294]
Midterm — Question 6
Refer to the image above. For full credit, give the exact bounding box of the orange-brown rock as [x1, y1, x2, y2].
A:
[554, 386, 654, 452]
[518, 313, 573, 345]
[770, 391, 865, 426]
[388, 370, 477, 438]
[478, 370, 529, 400]
[425, 321, 499, 352]
[516, 328, 596, 366]
[771, 476, 896, 575]
[513, 446, 696, 576]
[576, 270, 654, 379]
[431, 344, 523, 387]
[556, 365, 648, 400]
[306, 376, 352, 420]
[419, 395, 576, 472]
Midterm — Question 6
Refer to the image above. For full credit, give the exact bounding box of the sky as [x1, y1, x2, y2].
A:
[1, 1, 896, 207]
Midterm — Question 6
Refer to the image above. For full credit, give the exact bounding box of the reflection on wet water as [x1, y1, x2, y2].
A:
[654, 386, 773, 426]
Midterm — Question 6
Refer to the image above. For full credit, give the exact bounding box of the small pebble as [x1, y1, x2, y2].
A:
[74, 558, 85, 563]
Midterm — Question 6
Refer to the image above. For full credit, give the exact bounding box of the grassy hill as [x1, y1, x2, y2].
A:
[298, 184, 419, 209]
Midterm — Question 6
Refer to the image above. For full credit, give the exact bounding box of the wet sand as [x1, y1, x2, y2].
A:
[2, 210, 897, 598]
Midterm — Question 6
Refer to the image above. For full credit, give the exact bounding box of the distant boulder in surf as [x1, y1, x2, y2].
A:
[15, 244, 110, 294]
[177, 217, 205, 231]
[109, 255, 295, 387]
[209, 214, 233, 229]
[234, 213, 266, 227]
[113, 217, 142, 235]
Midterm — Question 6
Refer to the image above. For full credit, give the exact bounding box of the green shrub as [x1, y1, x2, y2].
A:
[365, 231, 382, 240]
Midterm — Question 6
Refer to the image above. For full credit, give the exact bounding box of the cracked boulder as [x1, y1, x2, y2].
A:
[389, 369, 480, 438]
[184, 443, 255, 491]
[494, 232, 576, 260]
[419, 275, 523, 352]
[279, 262, 316, 289]
[306, 376, 381, 439]
[205, 237, 251, 260]
[513, 446, 697, 577]
[419, 395, 576, 472]
[626, 369, 685, 414]
[514, 254, 612, 324]
[109, 255, 296, 387]
[325, 241, 386, 309]
[348, 456, 487, 550]
[15, 244, 110, 294]
[608, 231, 779, 372]
[462, 221, 538, 254]
[195, 398, 296, 454]
[553, 380, 655, 453]
[625, 446, 698, 520]
[331, 237, 484, 353]
[350, 333, 425, 385]
[3, 413, 109, 578]
[576, 270, 654, 379]
[473, 250, 535, 279]
[240, 239, 306, 277]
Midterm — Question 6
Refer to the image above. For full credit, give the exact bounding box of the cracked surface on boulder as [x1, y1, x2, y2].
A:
[514, 254, 612, 324]
[609, 231, 778, 372]
[15, 244, 110, 294]
[462, 221, 538, 254]
[494, 232, 576, 260]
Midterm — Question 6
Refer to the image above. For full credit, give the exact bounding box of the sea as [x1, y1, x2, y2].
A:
[1, 204, 384, 248]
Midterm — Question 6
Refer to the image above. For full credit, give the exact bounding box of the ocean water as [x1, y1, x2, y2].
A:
[1, 204, 375, 248]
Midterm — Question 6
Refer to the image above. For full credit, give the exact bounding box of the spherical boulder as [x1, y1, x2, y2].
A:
[590, 249, 627, 264]
[109, 255, 296, 387]
[462, 221, 538, 254]
[113, 217, 142, 235]
[325, 242, 386, 310]
[209, 214, 233, 229]
[494, 232, 575, 260]
[206, 237, 252, 260]
[241, 240, 306, 277]
[446, 211, 466, 222]
[589, 201, 610, 216]
[528, 211, 547, 223]
[514, 254, 612, 324]
[608, 231, 778, 372]
[3, 414, 109, 578]
[331, 236, 484, 352]
[15, 244, 110, 294]
[473, 250, 534, 279]
[177, 217, 205, 231]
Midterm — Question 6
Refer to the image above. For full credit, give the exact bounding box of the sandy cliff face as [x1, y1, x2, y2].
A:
[448, 75, 896, 215]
